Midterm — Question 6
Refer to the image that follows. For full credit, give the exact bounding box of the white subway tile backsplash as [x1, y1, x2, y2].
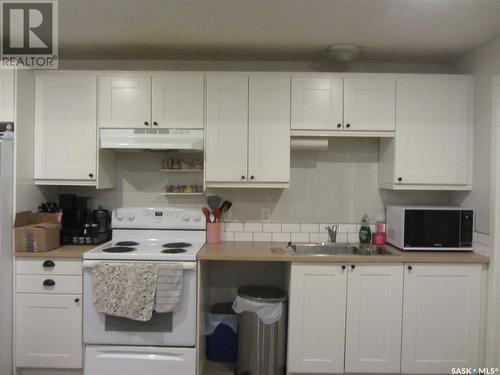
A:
[282, 223, 301, 233]
[475, 232, 490, 245]
[225, 222, 244, 232]
[291, 232, 309, 243]
[336, 233, 348, 243]
[310, 232, 328, 243]
[253, 232, 272, 242]
[220, 232, 234, 242]
[234, 232, 253, 241]
[301, 224, 319, 233]
[338, 224, 357, 233]
[272, 232, 291, 242]
[263, 223, 282, 232]
[348, 233, 360, 242]
[243, 222, 263, 232]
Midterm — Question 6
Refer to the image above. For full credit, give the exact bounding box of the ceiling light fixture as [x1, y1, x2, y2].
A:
[324, 44, 363, 64]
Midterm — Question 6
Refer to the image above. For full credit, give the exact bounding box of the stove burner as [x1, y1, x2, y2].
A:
[103, 246, 135, 253]
[163, 242, 191, 248]
[115, 241, 139, 246]
[161, 248, 187, 254]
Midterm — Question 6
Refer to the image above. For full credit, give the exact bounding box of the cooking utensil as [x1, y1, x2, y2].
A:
[202, 207, 211, 223]
[219, 200, 232, 218]
[213, 207, 221, 223]
[207, 195, 222, 211]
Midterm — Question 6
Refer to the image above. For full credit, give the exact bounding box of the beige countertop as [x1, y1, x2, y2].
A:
[197, 242, 490, 264]
[15, 245, 96, 259]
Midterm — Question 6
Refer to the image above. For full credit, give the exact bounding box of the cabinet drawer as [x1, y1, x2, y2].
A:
[16, 275, 82, 294]
[16, 258, 82, 275]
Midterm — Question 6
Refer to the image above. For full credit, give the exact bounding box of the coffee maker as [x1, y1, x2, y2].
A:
[59, 194, 111, 245]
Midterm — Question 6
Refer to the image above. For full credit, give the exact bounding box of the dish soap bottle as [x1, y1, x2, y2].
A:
[359, 214, 371, 244]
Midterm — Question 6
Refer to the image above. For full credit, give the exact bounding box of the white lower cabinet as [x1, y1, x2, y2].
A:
[288, 263, 483, 374]
[15, 258, 83, 369]
[288, 263, 347, 374]
[401, 264, 481, 374]
[345, 264, 403, 373]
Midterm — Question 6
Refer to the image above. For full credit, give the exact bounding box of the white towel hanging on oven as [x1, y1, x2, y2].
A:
[154, 263, 183, 313]
[92, 262, 159, 321]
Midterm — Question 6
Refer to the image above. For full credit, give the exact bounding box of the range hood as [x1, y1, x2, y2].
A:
[100, 128, 203, 151]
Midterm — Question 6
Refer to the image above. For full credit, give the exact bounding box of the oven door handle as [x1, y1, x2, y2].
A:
[82, 260, 196, 270]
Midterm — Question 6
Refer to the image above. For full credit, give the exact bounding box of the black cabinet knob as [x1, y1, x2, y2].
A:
[341, 265, 346, 270]
[144, 121, 149, 126]
[337, 123, 342, 128]
[42, 260, 55, 268]
[346, 123, 351, 128]
[43, 279, 55, 287]
[397, 177, 402, 182]
[351, 264, 356, 270]
[74, 298, 80, 303]
[89, 173, 94, 178]
[241, 175, 245, 180]
[153, 121, 158, 126]
[250, 175, 255, 180]
[408, 265, 413, 271]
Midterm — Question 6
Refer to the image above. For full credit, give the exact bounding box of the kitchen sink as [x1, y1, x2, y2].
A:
[290, 242, 394, 256]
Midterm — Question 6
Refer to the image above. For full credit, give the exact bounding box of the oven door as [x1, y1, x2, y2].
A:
[83, 260, 196, 347]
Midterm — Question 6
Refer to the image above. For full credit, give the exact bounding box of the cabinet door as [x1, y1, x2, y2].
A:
[205, 75, 248, 182]
[34, 73, 97, 181]
[16, 294, 82, 368]
[291, 76, 343, 130]
[401, 264, 481, 374]
[288, 263, 347, 373]
[152, 73, 204, 129]
[395, 78, 471, 185]
[0, 70, 15, 121]
[248, 76, 290, 183]
[99, 74, 151, 128]
[345, 264, 403, 373]
[344, 77, 395, 131]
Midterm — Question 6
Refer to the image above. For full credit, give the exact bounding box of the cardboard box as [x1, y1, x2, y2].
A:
[14, 212, 61, 253]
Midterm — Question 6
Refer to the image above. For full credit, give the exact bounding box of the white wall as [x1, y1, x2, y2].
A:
[452, 34, 500, 234]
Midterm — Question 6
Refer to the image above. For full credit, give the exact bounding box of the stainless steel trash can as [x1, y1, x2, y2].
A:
[236, 285, 287, 375]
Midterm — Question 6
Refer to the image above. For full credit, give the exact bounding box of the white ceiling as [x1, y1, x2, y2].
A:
[59, 0, 500, 63]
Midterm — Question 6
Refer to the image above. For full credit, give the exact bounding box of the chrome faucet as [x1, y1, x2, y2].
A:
[325, 225, 338, 243]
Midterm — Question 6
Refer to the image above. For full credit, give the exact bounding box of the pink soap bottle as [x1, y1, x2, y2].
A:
[372, 222, 387, 246]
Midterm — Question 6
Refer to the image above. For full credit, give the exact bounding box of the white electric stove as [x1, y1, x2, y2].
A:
[83, 207, 205, 375]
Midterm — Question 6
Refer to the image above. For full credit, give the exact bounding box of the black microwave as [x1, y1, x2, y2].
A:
[386, 206, 474, 251]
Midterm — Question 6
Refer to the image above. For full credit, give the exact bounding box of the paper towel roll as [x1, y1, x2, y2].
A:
[290, 139, 329, 150]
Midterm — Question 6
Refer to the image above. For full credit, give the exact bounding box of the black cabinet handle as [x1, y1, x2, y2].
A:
[144, 121, 149, 126]
[43, 279, 55, 287]
[337, 123, 342, 128]
[153, 121, 158, 126]
[397, 177, 402, 182]
[407, 265, 413, 271]
[346, 123, 351, 128]
[241, 175, 245, 180]
[250, 175, 255, 180]
[341, 265, 346, 270]
[89, 173, 94, 178]
[74, 298, 80, 303]
[42, 260, 55, 268]
[351, 264, 356, 270]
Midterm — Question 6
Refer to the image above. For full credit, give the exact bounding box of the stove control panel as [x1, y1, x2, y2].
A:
[112, 207, 206, 230]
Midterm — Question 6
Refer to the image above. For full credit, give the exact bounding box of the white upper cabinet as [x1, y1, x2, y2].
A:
[379, 76, 473, 190]
[291, 76, 343, 131]
[205, 74, 290, 187]
[0, 70, 15, 122]
[151, 73, 204, 129]
[248, 76, 290, 183]
[344, 76, 395, 131]
[34, 73, 98, 183]
[205, 75, 249, 182]
[345, 264, 403, 373]
[288, 263, 347, 374]
[99, 73, 151, 128]
[401, 264, 481, 374]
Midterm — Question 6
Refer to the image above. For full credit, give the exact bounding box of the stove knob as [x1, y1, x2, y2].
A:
[127, 211, 135, 221]
[115, 210, 124, 221]
[193, 214, 202, 222]
[182, 214, 191, 222]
